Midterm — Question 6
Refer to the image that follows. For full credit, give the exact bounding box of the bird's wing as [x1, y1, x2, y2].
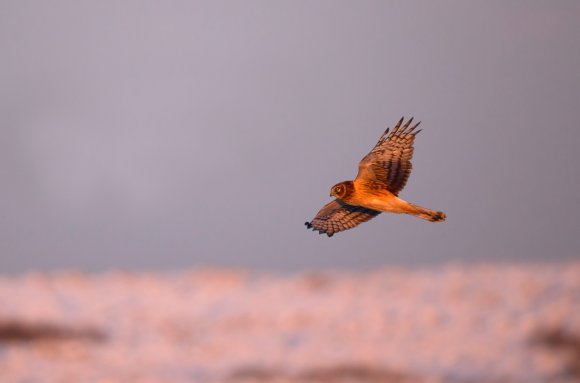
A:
[305, 199, 381, 237]
[354, 117, 421, 196]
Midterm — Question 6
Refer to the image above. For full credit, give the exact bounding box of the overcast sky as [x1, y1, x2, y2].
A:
[1, 1, 579, 273]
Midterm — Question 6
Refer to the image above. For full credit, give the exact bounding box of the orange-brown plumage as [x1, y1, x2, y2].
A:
[305, 117, 446, 237]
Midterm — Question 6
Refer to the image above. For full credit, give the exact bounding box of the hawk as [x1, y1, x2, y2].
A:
[305, 117, 446, 237]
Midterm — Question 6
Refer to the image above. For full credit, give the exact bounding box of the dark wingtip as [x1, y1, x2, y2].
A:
[392, 117, 405, 133]
[403, 121, 422, 137]
[305, 223, 334, 237]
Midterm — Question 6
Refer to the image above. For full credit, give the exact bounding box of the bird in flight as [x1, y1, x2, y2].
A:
[305, 117, 445, 237]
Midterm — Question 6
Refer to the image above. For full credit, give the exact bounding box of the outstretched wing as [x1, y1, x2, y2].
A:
[305, 199, 381, 237]
[355, 117, 421, 195]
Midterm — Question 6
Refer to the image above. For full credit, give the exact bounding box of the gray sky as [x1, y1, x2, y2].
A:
[1, 1, 579, 273]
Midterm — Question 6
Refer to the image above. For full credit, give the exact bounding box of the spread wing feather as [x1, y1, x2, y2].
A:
[305, 199, 381, 237]
[355, 117, 421, 195]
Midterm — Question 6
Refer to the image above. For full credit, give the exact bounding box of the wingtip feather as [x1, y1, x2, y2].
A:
[403, 121, 422, 137]
[392, 117, 405, 134]
[380, 127, 390, 140]
[403, 117, 414, 129]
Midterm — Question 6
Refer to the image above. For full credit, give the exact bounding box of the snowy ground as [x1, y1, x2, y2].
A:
[0, 262, 579, 383]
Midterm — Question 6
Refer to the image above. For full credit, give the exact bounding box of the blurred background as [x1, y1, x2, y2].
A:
[1, 1, 578, 273]
[1, 2, 580, 382]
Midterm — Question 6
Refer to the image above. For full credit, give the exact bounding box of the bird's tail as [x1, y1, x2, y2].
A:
[407, 203, 446, 222]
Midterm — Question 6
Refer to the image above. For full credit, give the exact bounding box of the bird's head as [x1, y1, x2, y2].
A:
[330, 181, 353, 200]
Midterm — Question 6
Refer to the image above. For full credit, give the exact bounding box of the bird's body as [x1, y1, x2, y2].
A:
[333, 180, 444, 220]
[305, 117, 445, 237]
[334, 182, 400, 212]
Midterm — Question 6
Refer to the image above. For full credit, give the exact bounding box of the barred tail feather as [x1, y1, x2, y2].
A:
[409, 204, 446, 222]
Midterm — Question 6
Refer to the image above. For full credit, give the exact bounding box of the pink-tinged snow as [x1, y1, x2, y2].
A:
[0, 262, 579, 383]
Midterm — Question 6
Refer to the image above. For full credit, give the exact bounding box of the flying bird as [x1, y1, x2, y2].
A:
[305, 117, 446, 237]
